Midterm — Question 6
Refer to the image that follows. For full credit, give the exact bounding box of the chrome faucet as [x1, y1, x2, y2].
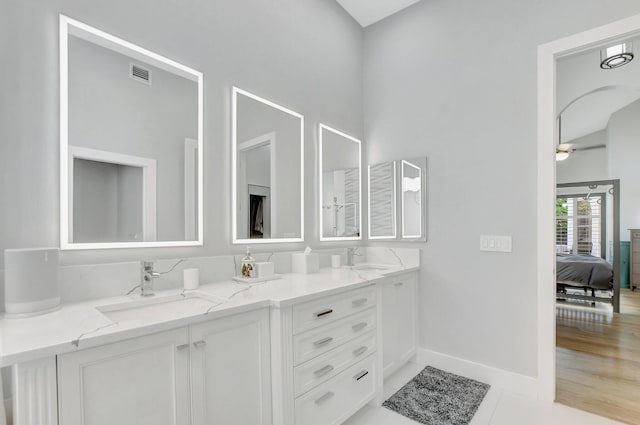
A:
[140, 261, 160, 297]
[347, 247, 362, 267]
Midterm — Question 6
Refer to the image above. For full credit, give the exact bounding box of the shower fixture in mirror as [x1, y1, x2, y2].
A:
[59, 15, 203, 250]
[232, 87, 304, 244]
[368, 161, 396, 240]
[319, 124, 362, 241]
[366, 157, 426, 241]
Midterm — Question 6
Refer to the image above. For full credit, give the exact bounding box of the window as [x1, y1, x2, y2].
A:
[556, 195, 603, 257]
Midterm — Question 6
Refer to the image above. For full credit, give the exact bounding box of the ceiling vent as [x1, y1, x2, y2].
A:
[130, 63, 151, 85]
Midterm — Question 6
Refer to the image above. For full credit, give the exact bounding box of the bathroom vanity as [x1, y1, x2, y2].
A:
[1, 264, 418, 425]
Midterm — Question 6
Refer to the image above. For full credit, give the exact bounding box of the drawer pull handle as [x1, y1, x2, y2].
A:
[353, 346, 368, 356]
[393, 282, 404, 287]
[315, 391, 335, 405]
[176, 344, 190, 351]
[193, 340, 206, 348]
[314, 337, 334, 347]
[354, 370, 369, 381]
[314, 364, 335, 377]
[352, 298, 368, 307]
[315, 308, 334, 318]
[352, 322, 368, 332]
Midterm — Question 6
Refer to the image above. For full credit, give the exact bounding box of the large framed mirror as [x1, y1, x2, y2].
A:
[368, 161, 396, 240]
[232, 87, 304, 244]
[366, 157, 427, 241]
[319, 124, 362, 241]
[59, 16, 203, 250]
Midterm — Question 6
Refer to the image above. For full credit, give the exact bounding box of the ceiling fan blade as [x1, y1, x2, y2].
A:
[575, 144, 606, 151]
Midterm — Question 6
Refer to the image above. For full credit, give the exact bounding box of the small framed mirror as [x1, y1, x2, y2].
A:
[366, 157, 426, 241]
[232, 87, 304, 243]
[401, 158, 427, 240]
[60, 16, 203, 249]
[368, 161, 396, 240]
[319, 124, 362, 241]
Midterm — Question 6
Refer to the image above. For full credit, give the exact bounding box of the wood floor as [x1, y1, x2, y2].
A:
[556, 289, 640, 424]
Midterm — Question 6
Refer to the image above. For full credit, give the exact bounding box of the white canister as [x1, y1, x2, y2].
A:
[183, 268, 199, 290]
[331, 254, 341, 268]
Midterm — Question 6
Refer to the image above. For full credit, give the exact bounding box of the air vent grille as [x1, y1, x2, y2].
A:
[130, 63, 151, 85]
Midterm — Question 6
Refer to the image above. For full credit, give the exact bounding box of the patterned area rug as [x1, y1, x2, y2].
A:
[383, 366, 490, 425]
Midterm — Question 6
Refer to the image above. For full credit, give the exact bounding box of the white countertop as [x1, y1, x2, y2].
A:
[0, 264, 418, 367]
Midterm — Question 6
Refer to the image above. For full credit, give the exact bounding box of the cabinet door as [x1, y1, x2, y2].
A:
[395, 277, 417, 363]
[381, 282, 398, 377]
[58, 328, 191, 425]
[190, 308, 272, 425]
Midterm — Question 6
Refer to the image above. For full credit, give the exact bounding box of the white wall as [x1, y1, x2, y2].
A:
[608, 99, 640, 238]
[0, 0, 363, 271]
[363, 0, 640, 377]
[556, 130, 608, 184]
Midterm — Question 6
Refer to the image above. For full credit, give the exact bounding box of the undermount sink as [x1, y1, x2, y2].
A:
[352, 264, 392, 271]
[96, 292, 225, 323]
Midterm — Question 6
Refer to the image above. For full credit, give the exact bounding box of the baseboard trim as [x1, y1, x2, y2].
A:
[416, 348, 537, 397]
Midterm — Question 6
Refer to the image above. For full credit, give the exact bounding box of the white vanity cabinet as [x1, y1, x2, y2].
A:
[57, 308, 271, 425]
[57, 327, 191, 425]
[381, 272, 418, 378]
[271, 285, 380, 425]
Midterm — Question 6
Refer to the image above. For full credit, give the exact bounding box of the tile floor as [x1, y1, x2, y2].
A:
[344, 361, 626, 425]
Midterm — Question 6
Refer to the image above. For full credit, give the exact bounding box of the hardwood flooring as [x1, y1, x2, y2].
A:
[556, 289, 640, 424]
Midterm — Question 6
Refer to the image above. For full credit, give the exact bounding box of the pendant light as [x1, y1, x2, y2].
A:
[600, 42, 634, 69]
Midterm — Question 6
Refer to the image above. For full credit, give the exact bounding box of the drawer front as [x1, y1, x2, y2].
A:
[293, 308, 376, 365]
[292, 286, 376, 335]
[294, 331, 376, 397]
[295, 354, 376, 425]
[631, 231, 640, 240]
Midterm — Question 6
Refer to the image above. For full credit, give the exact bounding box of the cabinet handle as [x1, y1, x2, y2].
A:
[176, 344, 190, 351]
[354, 370, 369, 381]
[314, 308, 333, 318]
[315, 391, 335, 405]
[393, 282, 404, 287]
[313, 336, 334, 347]
[352, 298, 368, 307]
[353, 346, 368, 357]
[193, 340, 206, 348]
[352, 322, 368, 332]
[314, 364, 335, 377]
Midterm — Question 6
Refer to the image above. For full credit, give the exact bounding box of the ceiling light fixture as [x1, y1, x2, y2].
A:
[600, 42, 634, 69]
[556, 115, 572, 161]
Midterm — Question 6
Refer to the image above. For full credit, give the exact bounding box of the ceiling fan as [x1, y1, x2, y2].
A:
[556, 143, 606, 161]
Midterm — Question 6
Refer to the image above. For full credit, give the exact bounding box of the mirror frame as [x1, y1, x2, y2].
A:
[367, 161, 397, 240]
[318, 123, 362, 242]
[231, 86, 305, 244]
[59, 15, 204, 250]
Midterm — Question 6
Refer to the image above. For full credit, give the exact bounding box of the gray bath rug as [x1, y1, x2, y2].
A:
[383, 366, 490, 425]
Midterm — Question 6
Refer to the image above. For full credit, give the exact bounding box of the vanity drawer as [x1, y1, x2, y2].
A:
[294, 354, 376, 425]
[293, 308, 376, 365]
[294, 331, 376, 397]
[292, 286, 376, 334]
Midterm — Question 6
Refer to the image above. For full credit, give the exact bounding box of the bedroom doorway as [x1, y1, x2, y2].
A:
[539, 14, 640, 424]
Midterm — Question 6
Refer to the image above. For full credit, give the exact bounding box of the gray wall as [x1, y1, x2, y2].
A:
[363, 0, 640, 377]
[0, 0, 364, 269]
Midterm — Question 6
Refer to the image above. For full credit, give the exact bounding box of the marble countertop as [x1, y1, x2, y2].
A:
[0, 264, 418, 367]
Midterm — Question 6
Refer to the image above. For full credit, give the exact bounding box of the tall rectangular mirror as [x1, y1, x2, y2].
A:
[368, 161, 396, 239]
[319, 124, 362, 241]
[60, 16, 203, 249]
[366, 157, 427, 241]
[232, 87, 304, 243]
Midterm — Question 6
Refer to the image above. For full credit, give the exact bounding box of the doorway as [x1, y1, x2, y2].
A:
[538, 12, 640, 423]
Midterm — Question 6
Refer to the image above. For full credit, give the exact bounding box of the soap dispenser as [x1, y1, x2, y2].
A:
[241, 247, 256, 278]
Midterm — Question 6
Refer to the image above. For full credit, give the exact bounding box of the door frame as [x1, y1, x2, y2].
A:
[537, 13, 640, 401]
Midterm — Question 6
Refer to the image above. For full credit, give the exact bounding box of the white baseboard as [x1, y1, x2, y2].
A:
[416, 348, 538, 397]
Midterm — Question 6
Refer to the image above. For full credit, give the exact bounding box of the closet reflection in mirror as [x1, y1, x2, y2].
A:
[232, 87, 304, 243]
[319, 124, 362, 241]
[401, 158, 426, 240]
[368, 161, 396, 239]
[60, 16, 203, 249]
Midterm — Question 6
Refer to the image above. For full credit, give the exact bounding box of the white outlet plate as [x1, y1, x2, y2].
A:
[480, 235, 512, 252]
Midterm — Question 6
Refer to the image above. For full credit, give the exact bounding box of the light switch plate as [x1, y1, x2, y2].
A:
[480, 235, 512, 252]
